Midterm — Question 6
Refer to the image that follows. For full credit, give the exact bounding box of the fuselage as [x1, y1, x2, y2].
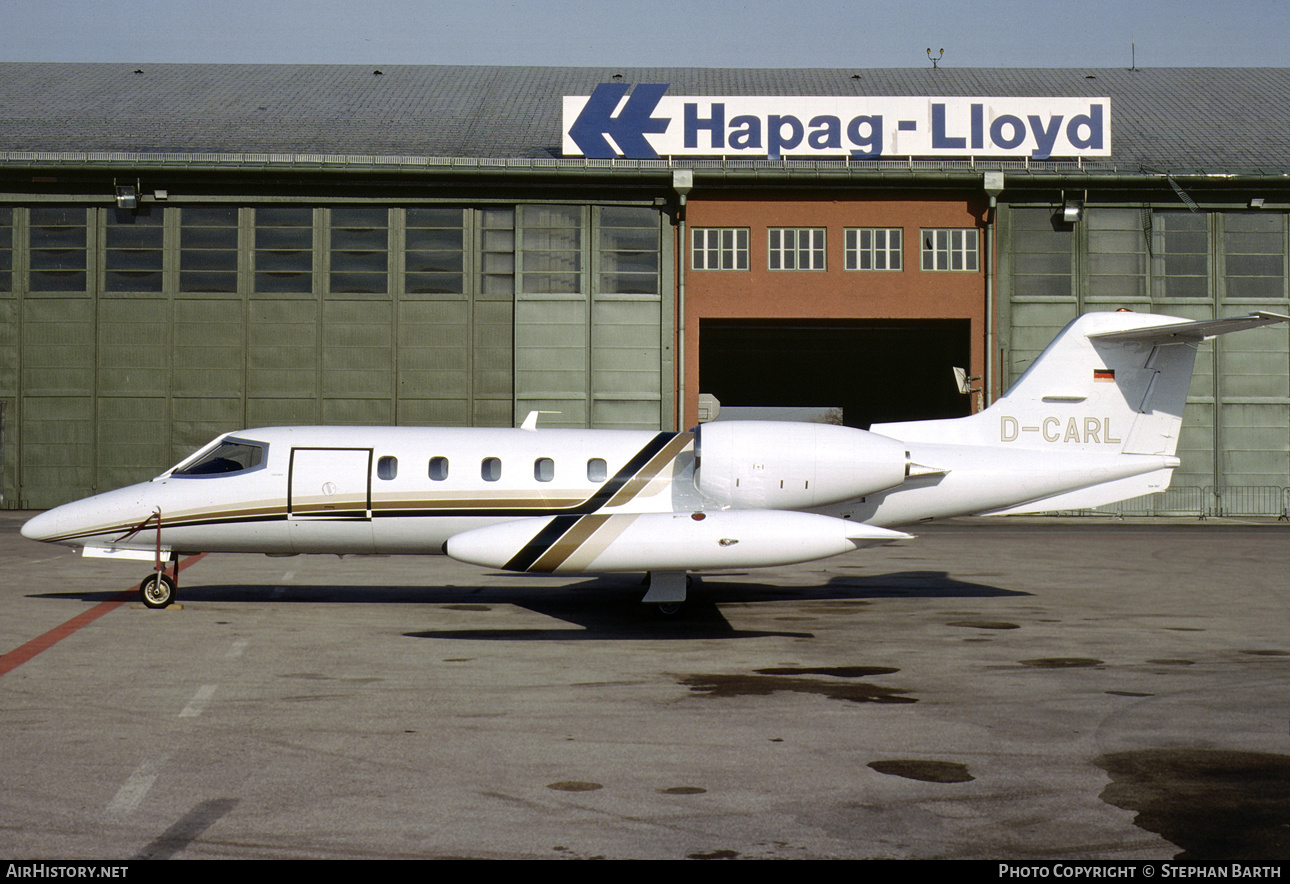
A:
[21, 421, 1174, 562]
[20, 425, 699, 556]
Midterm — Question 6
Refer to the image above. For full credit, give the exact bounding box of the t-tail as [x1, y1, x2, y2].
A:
[871, 310, 1289, 515]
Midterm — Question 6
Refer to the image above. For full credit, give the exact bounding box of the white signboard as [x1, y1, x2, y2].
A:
[563, 85, 1110, 160]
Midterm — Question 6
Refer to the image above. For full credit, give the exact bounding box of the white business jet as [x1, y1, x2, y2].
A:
[21, 310, 1288, 610]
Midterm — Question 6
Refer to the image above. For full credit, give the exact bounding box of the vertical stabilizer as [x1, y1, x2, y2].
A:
[871, 311, 1288, 458]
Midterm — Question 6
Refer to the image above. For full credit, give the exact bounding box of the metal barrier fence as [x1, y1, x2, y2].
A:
[1048, 486, 1290, 519]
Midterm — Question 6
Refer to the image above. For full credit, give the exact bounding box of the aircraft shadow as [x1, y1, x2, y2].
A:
[31, 570, 1018, 642]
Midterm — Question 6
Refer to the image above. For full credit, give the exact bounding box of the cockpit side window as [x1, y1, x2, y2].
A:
[172, 440, 266, 477]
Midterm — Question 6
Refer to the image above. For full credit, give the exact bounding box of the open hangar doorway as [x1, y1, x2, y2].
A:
[698, 319, 972, 429]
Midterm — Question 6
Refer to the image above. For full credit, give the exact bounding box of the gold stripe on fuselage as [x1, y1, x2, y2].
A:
[528, 514, 614, 573]
[603, 433, 694, 509]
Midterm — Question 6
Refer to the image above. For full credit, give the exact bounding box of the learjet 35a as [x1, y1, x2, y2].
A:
[21, 310, 1289, 609]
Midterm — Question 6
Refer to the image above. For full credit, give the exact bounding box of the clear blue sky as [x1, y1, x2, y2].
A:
[5, 0, 1287, 68]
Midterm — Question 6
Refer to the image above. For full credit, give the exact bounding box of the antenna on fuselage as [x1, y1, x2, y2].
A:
[520, 410, 560, 431]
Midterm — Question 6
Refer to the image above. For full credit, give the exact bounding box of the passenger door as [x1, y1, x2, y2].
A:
[287, 447, 374, 553]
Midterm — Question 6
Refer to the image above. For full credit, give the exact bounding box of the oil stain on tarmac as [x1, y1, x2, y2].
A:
[679, 665, 914, 704]
[868, 760, 974, 783]
[1096, 749, 1290, 860]
[547, 780, 603, 792]
[1018, 657, 1104, 668]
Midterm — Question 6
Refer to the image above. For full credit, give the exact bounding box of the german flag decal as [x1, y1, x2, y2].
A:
[1094, 369, 1115, 382]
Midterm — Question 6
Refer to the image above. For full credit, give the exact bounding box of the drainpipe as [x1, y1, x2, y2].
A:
[983, 172, 1005, 407]
[673, 170, 694, 431]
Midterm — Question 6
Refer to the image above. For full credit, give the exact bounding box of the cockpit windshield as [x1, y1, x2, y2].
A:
[172, 439, 266, 477]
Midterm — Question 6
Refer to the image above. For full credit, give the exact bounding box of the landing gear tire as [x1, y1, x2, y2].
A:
[139, 573, 176, 609]
[655, 603, 684, 616]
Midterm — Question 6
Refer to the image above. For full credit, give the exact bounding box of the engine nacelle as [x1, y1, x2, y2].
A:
[694, 421, 907, 509]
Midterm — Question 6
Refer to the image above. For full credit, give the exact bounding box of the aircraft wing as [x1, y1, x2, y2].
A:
[1088, 311, 1290, 345]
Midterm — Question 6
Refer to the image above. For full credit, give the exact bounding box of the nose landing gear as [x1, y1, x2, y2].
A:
[139, 570, 177, 608]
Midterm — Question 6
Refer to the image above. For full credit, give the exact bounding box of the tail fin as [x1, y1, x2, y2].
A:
[872, 311, 1289, 455]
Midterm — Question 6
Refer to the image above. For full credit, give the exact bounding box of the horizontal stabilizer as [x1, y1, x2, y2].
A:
[1088, 311, 1290, 345]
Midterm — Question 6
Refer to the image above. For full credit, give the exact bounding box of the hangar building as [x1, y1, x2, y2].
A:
[1, 64, 1287, 509]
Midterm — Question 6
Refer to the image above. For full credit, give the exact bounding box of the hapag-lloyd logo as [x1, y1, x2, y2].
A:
[563, 83, 1110, 160]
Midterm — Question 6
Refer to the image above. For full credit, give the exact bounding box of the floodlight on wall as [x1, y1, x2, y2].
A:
[1250, 198, 1266, 208]
[114, 181, 138, 209]
[1061, 193, 1085, 223]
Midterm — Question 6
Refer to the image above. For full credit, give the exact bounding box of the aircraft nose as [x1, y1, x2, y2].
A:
[20, 508, 63, 543]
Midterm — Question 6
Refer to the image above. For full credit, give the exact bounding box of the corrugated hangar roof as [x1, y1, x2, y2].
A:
[0, 63, 1287, 173]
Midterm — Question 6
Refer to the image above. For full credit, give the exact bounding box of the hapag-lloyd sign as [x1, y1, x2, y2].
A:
[562, 83, 1110, 160]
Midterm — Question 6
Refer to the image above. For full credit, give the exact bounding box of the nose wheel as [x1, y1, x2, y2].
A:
[139, 572, 176, 608]
[139, 553, 179, 608]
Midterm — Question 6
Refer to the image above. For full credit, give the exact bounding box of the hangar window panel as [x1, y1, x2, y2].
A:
[1224, 212, 1285, 299]
[921, 228, 978, 272]
[28, 206, 88, 293]
[104, 208, 165, 293]
[599, 206, 659, 294]
[1010, 208, 1072, 297]
[180, 206, 239, 293]
[1152, 210, 1209, 299]
[405, 207, 465, 294]
[691, 228, 749, 270]
[768, 228, 826, 270]
[330, 207, 388, 294]
[844, 228, 902, 271]
[520, 205, 581, 294]
[480, 209, 516, 297]
[1087, 209, 1147, 299]
[255, 207, 314, 294]
[0, 207, 10, 292]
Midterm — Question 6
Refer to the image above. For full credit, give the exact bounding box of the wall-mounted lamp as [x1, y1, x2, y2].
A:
[114, 180, 138, 209]
[1061, 193, 1085, 223]
[1250, 198, 1266, 209]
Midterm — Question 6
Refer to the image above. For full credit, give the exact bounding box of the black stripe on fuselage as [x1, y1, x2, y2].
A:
[502, 514, 584, 573]
[500, 432, 677, 571]
[578, 432, 677, 514]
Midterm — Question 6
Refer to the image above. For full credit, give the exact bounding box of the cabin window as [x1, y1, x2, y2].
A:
[534, 457, 554, 482]
[481, 457, 502, 482]
[377, 456, 398, 480]
[587, 458, 607, 482]
[173, 440, 265, 477]
[428, 456, 449, 481]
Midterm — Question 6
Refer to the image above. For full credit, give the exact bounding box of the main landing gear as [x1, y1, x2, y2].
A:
[139, 552, 180, 609]
[642, 570, 691, 615]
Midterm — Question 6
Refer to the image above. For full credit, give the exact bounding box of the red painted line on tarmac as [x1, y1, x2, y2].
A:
[0, 553, 209, 677]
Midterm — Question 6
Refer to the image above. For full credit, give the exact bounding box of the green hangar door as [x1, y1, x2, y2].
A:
[698, 320, 971, 428]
